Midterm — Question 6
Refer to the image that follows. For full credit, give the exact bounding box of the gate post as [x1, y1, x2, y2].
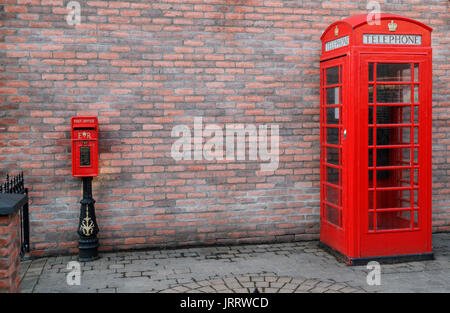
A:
[0, 194, 26, 293]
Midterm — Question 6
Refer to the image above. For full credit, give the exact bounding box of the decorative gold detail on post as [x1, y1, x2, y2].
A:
[388, 20, 397, 32]
[334, 26, 339, 36]
[80, 207, 94, 236]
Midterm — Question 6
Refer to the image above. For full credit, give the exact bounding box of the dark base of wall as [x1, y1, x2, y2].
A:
[27, 233, 320, 259]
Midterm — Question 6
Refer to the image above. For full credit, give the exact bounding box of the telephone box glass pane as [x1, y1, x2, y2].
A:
[326, 147, 339, 165]
[413, 168, 419, 185]
[325, 185, 339, 206]
[413, 210, 419, 228]
[373, 148, 411, 167]
[376, 85, 411, 103]
[413, 106, 419, 124]
[326, 108, 340, 124]
[326, 87, 339, 104]
[369, 212, 374, 231]
[375, 169, 413, 188]
[413, 189, 418, 207]
[376, 127, 411, 145]
[326, 166, 339, 185]
[414, 64, 419, 82]
[376, 106, 411, 124]
[326, 205, 340, 226]
[414, 128, 419, 144]
[397, 168, 419, 186]
[326, 66, 339, 85]
[377, 63, 412, 82]
[414, 86, 419, 103]
[369, 190, 411, 210]
[413, 147, 419, 164]
[326, 128, 339, 145]
[376, 211, 411, 230]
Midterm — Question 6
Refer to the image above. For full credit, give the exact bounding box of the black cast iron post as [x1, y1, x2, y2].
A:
[77, 177, 99, 261]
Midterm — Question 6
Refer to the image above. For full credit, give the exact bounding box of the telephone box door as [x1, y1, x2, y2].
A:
[320, 56, 348, 255]
[359, 54, 431, 257]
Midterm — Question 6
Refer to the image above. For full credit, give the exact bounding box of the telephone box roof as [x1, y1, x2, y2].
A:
[320, 13, 433, 40]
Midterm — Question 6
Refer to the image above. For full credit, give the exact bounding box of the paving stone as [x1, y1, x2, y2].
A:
[172, 286, 189, 292]
[295, 284, 315, 292]
[125, 272, 142, 277]
[184, 282, 202, 289]
[265, 276, 278, 282]
[340, 286, 360, 293]
[198, 286, 215, 292]
[327, 283, 347, 291]
[20, 277, 39, 293]
[283, 283, 298, 289]
[278, 288, 294, 293]
[225, 283, 242, 290]
[241, 282, 256, 288]
[277, 277, 292, 283]
[255, 281, 269, 288]
[19, 234, 450, 293]
[308, 286, 329, 293]
[212, 284, 228, 291]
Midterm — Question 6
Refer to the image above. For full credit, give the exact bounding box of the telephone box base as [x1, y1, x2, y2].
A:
[318, 241, 434, 266]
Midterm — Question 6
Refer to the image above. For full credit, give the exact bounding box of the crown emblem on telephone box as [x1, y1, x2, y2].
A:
[388, 20, 398, 32]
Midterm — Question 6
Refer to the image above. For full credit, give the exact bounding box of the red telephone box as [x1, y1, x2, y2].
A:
[319, 14, 433, 264]
[71, 116, 99, 177]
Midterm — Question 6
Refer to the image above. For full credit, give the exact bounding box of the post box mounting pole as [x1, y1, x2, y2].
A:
[77, 176, 99, 261]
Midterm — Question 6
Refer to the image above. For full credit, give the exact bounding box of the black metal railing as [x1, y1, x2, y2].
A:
[1, 173, 30, 257]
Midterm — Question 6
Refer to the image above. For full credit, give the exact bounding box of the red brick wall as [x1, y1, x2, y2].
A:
[0, 213, 21, 292]
[0, 0, 448, 256]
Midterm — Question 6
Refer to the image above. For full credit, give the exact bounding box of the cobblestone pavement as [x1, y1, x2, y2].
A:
[20, 233, 450, 293]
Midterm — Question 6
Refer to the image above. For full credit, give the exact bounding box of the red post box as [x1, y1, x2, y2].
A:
[71, 116, 99, 177]
[319, 14, 433, 264]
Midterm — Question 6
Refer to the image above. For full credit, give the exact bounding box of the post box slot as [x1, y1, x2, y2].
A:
[73, 127, 96, 130]
[80, 146, 91, 166]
